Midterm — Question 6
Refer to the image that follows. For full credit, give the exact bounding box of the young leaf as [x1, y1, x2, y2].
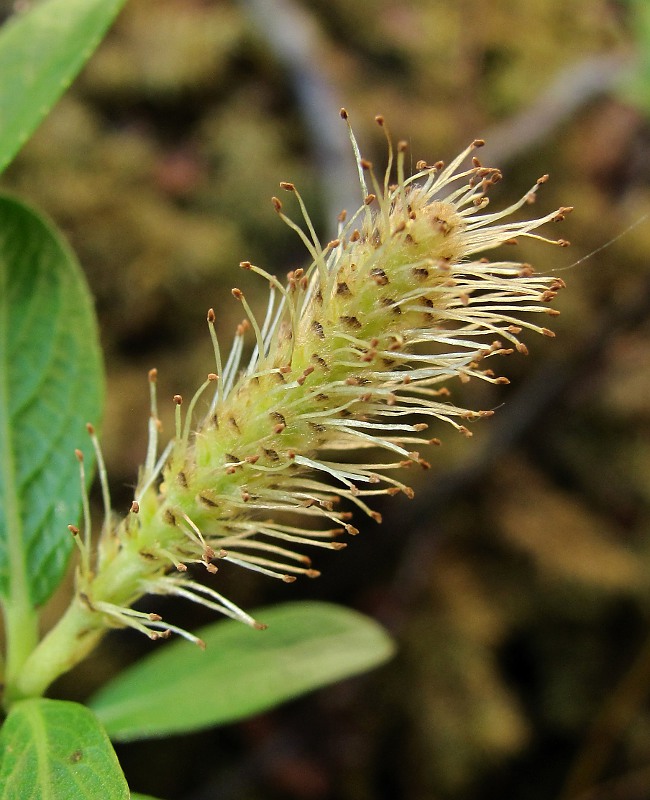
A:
[89, 601, 395, 741]
[0, 0, 128, 175]
[0, 699, 129, 799]
[131, 795, 163, 800]
[0, 196, 104, 607]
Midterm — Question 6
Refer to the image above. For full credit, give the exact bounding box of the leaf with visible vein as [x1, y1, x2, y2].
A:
[90, 601, 395, 741]
[0, 699, 129, 800]
[0, 197, 104, 607]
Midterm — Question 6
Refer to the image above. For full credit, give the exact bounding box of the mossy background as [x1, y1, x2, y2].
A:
[4, 0, 650, 798]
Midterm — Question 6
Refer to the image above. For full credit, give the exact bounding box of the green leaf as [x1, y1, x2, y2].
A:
[131, 795, 164, 800]
[90, 601, 395, 742]
[0, 196, 104, 607]
[0, 0, 127, 174]
[0, 699, 129, 800]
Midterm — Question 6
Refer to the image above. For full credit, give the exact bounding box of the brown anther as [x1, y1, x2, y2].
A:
[516, 342, 529, 355]
[360, 158, 372, 170]
[537, 174, 549, 184]
[176, 563, 188, 572]
[496, 376, 511, 384]
[208, 373, 218, 382]
[397, 140, 408, 152]
[416, 160, 427, 170]
[338, 209, 347, 223]
[68, 524, 80, 536]
[207, 308, 215, 323]
[345, 524, 360, 535]
[434, 160, 444, 170]
[173, 394, 182, 405]
[472, 138, 485, 147]
[327, 238, 341, 249]
[350, 229, 360, 242]
[273, 423, 286, 434]
[375, 115, 385, 126]
[364, 193, 376, 205]
[241, 490, 251, 502]
[459, 426, 473, 438]
[279, 181, 295, 191]
[271, 196, 282, 212]
[75, 449, 84, 462]
[542, 328, 556, 337]
[206, 563, 218, 574]
[226, 466, 236, 474]
[340, 108, 349, 119]
[130, 501, 140, 514]
[557, 239, 570, 247]
[231, 288, 243, 300]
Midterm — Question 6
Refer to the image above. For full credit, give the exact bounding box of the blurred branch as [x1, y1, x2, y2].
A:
[237, 0, 361, 231]
[480, 52, 634, 167]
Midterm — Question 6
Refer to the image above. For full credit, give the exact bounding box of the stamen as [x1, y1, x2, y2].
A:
[86, 422, 111, 539]
[183, 374, 217, 444]
[207, 308, 224, 409]
[173, 395, 183, 443]
[144, 368, 160, 477]
[74, 448, 92, 576]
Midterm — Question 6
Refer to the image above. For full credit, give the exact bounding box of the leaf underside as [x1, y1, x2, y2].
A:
[90, 601, 395, 742]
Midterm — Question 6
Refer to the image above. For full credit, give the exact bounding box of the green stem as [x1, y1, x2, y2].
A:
[2, 599, 38, 706]
[10, 597, 104, 702]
